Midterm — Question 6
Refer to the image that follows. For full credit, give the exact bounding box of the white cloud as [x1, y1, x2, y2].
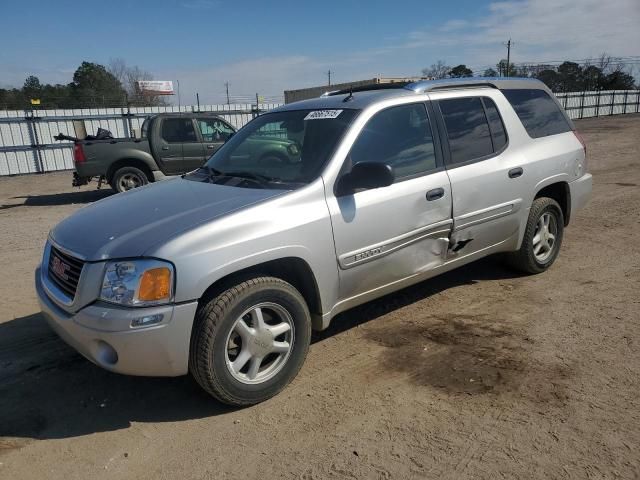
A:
[394, 0, 640, 70]
[159, 56, 335, 104]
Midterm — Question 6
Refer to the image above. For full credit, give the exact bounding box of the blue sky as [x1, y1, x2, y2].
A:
[1, 0, 638, 103]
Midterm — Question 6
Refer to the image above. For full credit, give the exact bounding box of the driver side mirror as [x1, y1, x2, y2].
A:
[336, 162, 394, 196]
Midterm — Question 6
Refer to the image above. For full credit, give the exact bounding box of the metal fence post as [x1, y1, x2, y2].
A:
[25, 109, 45, 173]
[610, 90, 615, 115]
[623, 90, 628, 115]
[579, 90, 586, 119]
[595, 90, 601, 117]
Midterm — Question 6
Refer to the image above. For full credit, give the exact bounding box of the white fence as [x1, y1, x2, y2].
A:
[1, 89, 639, 177]
[0, 103, 282, 176]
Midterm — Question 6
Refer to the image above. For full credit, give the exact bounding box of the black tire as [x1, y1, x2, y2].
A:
[507, 197, 564, 274]
[110, 166, 149, 193]
[189, 276, 311, 406]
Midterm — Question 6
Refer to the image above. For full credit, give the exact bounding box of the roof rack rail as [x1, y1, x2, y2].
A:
[325, 82, 412, 97]
[405, 77, 547, 94]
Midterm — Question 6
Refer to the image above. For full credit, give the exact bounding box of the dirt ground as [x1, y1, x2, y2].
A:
[0, 114, 639, 480]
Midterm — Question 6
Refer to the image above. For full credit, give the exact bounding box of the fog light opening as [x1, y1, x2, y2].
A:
[131, 313, 164, 328]
[95, 340, 118, 366]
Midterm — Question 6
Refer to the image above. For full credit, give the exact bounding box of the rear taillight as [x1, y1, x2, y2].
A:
[573, 130, 588, 174]
[574, 130, 587, 155]
[73, 143, 86, 163]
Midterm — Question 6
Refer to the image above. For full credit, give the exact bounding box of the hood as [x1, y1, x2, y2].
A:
[50, 178, 286, 261]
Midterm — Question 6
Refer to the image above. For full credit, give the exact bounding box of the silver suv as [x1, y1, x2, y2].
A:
[36, 78, 592, 405]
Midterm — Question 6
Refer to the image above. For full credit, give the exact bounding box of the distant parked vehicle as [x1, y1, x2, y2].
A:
[62, 113, 238, 192]
[38, 78, 591, 406]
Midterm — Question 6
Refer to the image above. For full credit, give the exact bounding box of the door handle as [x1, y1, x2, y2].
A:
[508, 167, 523, 178]
[206, 144, 215, 149]
[161, 146, 169, 151]
[426, 188, 445, 201]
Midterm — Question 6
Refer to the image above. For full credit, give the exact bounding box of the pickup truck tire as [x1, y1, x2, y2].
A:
[508, 197, 564, 274]
[189, 276, 311, 406]
[110, 166, 149, 193]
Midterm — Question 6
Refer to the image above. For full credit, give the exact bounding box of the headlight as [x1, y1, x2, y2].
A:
[100, 259, 174, 307]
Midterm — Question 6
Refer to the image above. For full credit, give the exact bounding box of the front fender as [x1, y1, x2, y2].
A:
[151, 180, 339, 315]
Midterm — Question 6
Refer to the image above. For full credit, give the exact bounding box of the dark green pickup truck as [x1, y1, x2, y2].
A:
[72, 113, 238, 192]
[73, 112, 304, 193]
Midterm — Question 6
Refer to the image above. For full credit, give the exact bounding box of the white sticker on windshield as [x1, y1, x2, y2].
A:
[304, 109, 343, 120]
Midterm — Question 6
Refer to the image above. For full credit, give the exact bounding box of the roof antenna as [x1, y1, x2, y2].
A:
[343, 86, 354, 102]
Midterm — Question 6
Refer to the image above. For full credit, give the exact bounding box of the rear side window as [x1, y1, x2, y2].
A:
[501, 89, 571, 138]
[482, 98, 507, 151]
[439, 97, 493, 164]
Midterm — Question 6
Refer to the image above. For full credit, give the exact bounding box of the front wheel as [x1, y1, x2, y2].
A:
[507, 197, 564, 274]
[189, 277, 311, 406]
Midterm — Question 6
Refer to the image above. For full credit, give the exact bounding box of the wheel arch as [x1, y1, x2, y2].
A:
[534, 181, 571, 226]
[106, 158, 154, 184]
[197, 256, 324, 330]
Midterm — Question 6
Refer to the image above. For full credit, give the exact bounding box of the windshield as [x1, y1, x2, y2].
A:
[187, 109, 358, 188]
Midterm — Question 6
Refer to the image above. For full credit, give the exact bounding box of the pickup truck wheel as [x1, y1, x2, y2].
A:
[111, 166, 149, 193]
[508, 197, 564, 274]
[189, 276, 311, 406]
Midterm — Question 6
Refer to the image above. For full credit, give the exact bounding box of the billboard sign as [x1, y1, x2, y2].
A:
[137, 80, 174, 95]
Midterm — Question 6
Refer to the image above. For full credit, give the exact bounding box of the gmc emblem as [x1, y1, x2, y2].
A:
[51, 256, 70, 280]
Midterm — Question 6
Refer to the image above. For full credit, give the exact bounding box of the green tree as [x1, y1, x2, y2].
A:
[449, 64, 473, 78]
[581, 65, 604, 91]
[536, 69, 562, 91]
[71, 61, 126, 107]
[23, 75, 42, 100]
[603, 70, 635, 90]
[483, 68, 498, 77]
[557, 61, 583, 92]
[421, 60, 450, 79]
[496, 59, 517, 77]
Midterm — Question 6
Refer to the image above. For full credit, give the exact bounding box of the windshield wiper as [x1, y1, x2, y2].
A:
[200, 165, 224, 177]
[221, 170, 280, 184]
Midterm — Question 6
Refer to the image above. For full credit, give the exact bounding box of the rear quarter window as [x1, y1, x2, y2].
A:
[501, 89, 571, 139]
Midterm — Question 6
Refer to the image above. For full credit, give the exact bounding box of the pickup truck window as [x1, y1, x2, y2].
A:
[197, 118, 235, 143]
[348, 103, 437, 180]
[161, 118, 198, 143]
[439, 97, 494, 164]
[197, 109, 358, 187]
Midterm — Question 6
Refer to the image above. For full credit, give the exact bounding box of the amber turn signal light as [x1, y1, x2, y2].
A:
[138, 267, 172, 301]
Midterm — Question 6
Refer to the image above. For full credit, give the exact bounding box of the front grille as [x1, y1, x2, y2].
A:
[48, 245, 85, 300]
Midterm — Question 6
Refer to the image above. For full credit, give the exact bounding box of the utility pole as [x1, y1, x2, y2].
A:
[176, 79, 181, 111]
[225, 82, 230, 105]
[328, 70, 332, 86]
[504, 39, 512, 77]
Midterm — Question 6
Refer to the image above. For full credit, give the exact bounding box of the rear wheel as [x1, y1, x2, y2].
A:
[111, 166, 149, 193]
[507, 197, 564, 274]
[189, 276, 311, 406]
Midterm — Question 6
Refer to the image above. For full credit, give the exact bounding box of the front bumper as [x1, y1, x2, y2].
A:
[36, 267, 198, 376]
